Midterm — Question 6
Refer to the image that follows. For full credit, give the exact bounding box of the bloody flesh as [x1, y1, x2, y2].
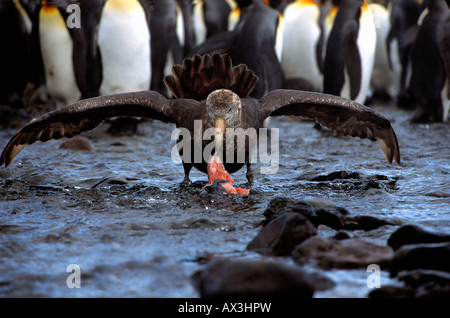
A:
[207, 153, 250, 196]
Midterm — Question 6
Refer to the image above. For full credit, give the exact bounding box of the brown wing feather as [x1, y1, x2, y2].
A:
[0, 90, 182, 167]
[259, 89, 400, 164]
[163, 53, 258, 100]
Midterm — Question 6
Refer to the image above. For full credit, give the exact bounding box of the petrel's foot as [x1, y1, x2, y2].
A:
[181, 175, 191, 185]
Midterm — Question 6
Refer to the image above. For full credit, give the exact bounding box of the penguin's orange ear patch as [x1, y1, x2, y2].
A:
[41, 0, 57, 13]
[361, 0, 369, 10]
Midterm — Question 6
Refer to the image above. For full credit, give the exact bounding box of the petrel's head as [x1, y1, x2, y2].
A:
[206, 89, 242, 152]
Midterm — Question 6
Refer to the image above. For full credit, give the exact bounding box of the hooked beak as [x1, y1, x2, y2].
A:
[214, 116, 226, 153]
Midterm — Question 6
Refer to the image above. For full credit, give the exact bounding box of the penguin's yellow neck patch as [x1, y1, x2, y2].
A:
[41, 0, 58, 14]
[106, 0, 141, 12]
[293, 0, 317, 7]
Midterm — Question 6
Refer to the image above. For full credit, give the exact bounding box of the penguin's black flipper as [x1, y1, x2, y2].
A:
[440, 16, 450, 101]
[191, 31, 237, 57]
[203, 0, 232, 38]
[149, 0, 184, 95]
[316, 5, 326, 75]
[342, 20, 361, 101]
[259, 37, 284, 97]
[70, 0, 104, 98]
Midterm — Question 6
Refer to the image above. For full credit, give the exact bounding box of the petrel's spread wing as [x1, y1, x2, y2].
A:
[259, 89, 400, 164]
[0, 91, 195, 167]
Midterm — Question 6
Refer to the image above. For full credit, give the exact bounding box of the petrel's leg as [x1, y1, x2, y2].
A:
[181, 163, 192, 185]
[246, 162, 253, 186]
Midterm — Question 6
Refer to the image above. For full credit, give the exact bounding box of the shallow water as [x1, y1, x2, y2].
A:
[0, 102, 449, 297]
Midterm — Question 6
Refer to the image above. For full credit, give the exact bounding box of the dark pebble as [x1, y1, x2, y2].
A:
[59, 136, 93, 151]
[334, 230, 351, 240]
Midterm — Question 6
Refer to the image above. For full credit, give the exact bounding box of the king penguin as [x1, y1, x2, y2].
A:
[147, 0, 183, 96]
[70, 0, 104, 99]
[386, 0, 427, 108]
[96, 0, 152, 134]
[191, 0, 234, 45]
[369, 1, 400, 102]
[440, 14, 450, 122]
[38, 0, 81, 108]
[323, 0, 376, 104]
[409, 0, 449, 122]
[280, 0, 324, 92]
[97, 0, 151, 96]
[0, 0, 32, 108]
[192, 0, 284, 98]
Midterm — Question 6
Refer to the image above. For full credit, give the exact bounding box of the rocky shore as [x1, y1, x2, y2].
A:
[193, 196, 450, 298]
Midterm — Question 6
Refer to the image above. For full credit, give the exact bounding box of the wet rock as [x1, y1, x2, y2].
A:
[247, 213, 317, 256]
[59, 136, 93, 151]
[192, 258, 333, 298]
[397, 269, 450, 288]
[390, 242, 450, 277]
[310, 171, 398, 191]
[415, 283, 450, 297]
[310, 170, 360, 181]
[334, 230, 351, 240]
[262, 197, 392, 231]
[387, 224, 450, 250]
[262, 197, 316, 226]
[369, 269, 450, 298]
[262, 197, 349, 229]
[342, 215, 395, 231]
[292, 236, 393, 270]
[169, 217, 221, 230]
[0, 167, 11, 179]
[369, 285, 417, 298]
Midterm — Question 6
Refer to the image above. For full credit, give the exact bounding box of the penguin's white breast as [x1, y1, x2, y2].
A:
[39, 6, 81, 107]
[281, 1, 322, 91]
[98, 0, 151, 95]
[355, 5, 377, 103]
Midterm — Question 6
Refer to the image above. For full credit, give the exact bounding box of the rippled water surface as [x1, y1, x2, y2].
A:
[0, 102, 449, 297]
